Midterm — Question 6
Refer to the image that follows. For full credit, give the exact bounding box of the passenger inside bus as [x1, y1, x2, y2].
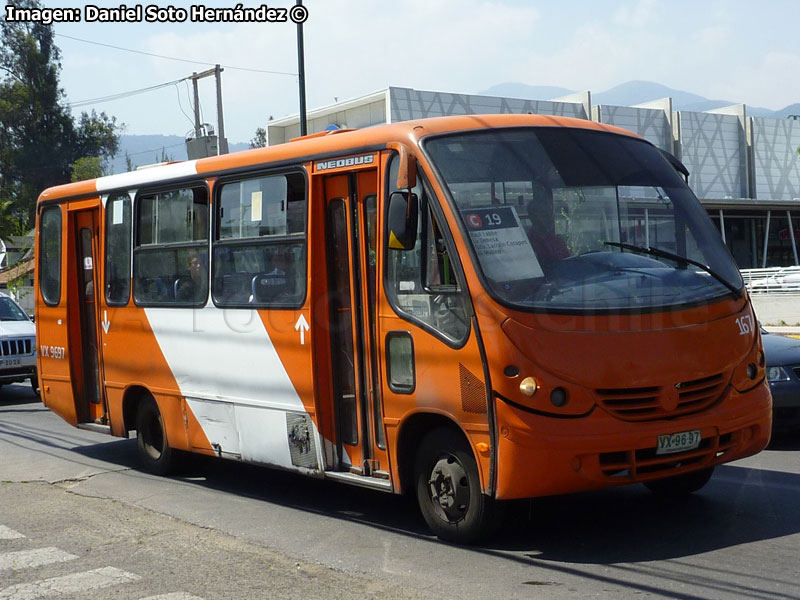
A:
[175, 253, 206, 302]
[526, 184, 570, 271]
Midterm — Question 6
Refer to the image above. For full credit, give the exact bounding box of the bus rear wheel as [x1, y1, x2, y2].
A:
[414, 428, 496, 544]
[643, 467, 714, 496]
[136, 396, 175, 475]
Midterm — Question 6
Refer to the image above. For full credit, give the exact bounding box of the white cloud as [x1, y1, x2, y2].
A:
[613, 0, 662, 28]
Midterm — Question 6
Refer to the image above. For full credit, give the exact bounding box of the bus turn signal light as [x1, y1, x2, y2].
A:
[520, 377, 538, 397]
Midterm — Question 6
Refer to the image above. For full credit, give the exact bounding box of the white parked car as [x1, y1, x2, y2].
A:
[0, 292, 37, 395]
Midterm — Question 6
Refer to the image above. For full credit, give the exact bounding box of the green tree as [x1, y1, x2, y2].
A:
[70, 156, 104, 182]
[0, 0, 120, 235]
[250, 126, 267, 149]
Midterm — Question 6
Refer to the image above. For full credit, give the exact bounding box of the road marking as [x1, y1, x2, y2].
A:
[0, 566, 141, 599]
[0, 548, 77, 572]
[0, 526, 24, 540]
[139, 593, 205, 600]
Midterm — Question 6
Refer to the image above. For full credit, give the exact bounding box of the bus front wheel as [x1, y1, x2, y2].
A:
[414, 428, 496, 544]
[136, 397, 175, 475]
[643, 467, 714, 496]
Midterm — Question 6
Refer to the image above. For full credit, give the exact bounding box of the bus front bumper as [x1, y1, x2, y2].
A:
[492, 381, 772, 500]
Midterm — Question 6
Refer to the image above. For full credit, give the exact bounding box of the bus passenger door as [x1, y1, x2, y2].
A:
[321, 169, 389, 477]
[69, 207, 106, 424]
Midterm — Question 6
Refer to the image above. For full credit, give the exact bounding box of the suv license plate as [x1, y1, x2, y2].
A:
[656, 430, 701, 455]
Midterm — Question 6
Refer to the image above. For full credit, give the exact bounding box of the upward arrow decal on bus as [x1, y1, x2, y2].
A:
[294, 314, 309, 345]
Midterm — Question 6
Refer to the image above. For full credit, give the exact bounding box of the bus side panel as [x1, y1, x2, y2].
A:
[378, 310, 493, 493]
[143, 305, 323, 472]
[256, 306, 318, 424]
[100, 303, 194, 451]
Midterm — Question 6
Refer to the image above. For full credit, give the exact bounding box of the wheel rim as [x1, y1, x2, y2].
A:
[142, 411, 164, 460]
[427, 454, 470, 523]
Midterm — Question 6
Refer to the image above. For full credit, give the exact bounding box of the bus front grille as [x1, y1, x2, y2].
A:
[597, 432, 735, 481]
[0, 338, 33, 357]
[596, 373, 726, 421]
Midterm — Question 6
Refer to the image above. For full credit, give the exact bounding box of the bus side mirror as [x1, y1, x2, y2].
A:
[386, 142, 417, 190]
[387, 191, 418, 251]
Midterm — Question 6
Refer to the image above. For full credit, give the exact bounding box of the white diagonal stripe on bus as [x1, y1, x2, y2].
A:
[0, 526, 24, 540]
[0, 548, 78, 572]
[139, 593, 205, 600]
[0, 566, 141, 599]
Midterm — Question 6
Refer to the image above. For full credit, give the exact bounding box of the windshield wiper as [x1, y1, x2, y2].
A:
[603, 242, 742, 298]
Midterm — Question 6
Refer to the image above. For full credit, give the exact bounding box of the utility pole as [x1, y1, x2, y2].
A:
[192, 73, 202, 139]
[296, 0, 307, 137]
[186, 66, 228, 157]
[215, 65, 228, 154]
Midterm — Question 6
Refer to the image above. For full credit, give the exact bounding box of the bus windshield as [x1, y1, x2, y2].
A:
[424, 128, 743, 311]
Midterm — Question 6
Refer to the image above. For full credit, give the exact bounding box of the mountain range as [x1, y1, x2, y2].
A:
[109, 80, 798, 174]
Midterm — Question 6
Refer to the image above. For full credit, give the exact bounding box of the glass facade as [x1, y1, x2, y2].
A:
[710, 210, 800, 269]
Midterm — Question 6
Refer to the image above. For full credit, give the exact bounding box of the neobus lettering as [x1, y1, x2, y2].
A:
[316, 154, 374, 171]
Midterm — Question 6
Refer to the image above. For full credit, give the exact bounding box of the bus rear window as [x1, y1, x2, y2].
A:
[39, 206, 62, 306]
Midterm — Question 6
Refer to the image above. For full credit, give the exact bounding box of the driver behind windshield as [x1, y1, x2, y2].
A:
[526, 184, 570, 271]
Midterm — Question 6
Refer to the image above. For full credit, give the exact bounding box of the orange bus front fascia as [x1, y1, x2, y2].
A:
[463, 292, 772, 500]
[493, 380, 771, 499]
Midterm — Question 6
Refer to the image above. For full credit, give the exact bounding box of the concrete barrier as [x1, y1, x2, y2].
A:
[750, 294, 800, 326]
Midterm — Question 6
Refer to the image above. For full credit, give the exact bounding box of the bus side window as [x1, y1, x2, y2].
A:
[385, 157, 469, 344]
[211, 171, 306, 308]
[39, 206, 62, 306]
[133, 186, 209, 307]
[105, 194, 131, 305]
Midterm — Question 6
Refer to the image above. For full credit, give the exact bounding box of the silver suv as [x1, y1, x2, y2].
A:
[0, 292, 37, 395]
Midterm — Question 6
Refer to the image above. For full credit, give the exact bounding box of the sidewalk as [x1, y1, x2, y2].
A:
[763, 326, 800, 337]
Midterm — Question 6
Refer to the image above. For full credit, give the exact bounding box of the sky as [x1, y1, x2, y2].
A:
[39, 0, 800, 144]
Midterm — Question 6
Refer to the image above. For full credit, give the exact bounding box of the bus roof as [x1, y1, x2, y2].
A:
[37, 114, 641, 203]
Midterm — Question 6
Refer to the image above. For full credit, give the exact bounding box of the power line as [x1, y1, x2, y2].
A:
[175, 82, 196, 128]
[68, 77, 188, 107]
[120, 141, 186, 160]
[55, 33, 297, 76]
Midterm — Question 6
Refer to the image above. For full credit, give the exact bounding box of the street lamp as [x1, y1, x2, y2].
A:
[296, 0, 307, 137]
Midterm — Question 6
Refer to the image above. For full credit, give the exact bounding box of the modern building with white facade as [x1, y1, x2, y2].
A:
[268, 86, 800, 269]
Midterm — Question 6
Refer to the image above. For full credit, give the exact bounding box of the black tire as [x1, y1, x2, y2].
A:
[414, 427, 497, 544]
[136, 396, 175, 475]
[643, 467, 714, 496]
[30, 376, 40, 397]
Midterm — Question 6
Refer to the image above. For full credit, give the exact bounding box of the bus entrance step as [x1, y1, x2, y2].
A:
[77, 423, 112, 435]
[325, 471, 393, 492]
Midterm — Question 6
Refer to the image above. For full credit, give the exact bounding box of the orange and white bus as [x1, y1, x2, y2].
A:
[35, 114, 771, 543]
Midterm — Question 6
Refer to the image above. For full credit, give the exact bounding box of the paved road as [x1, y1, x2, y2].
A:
[2, 383, 800, 599]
